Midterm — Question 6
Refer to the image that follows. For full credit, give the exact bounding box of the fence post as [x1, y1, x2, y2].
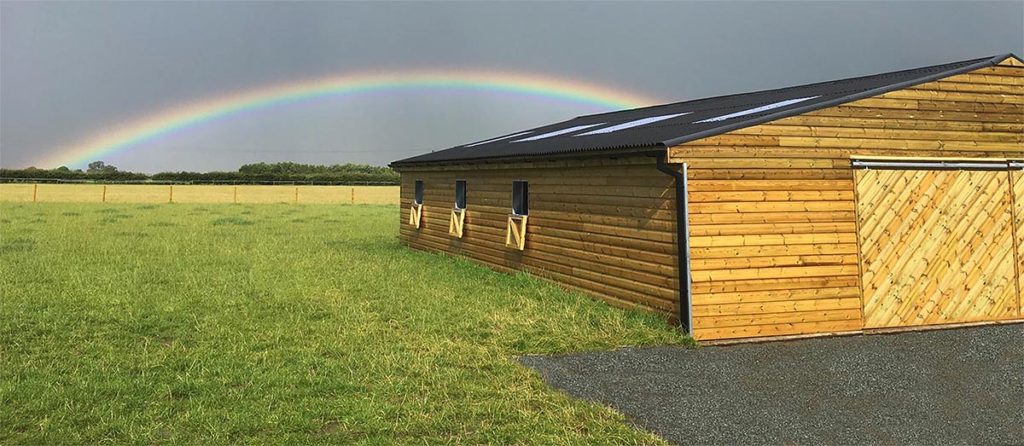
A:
[102, 185, 107, 203]
[351, 187, 355, 204]
[168, 185, 174, 204]
[233, 186, 238, 204]
[33, 184, 38, 203]
[294, 186, 298, 204]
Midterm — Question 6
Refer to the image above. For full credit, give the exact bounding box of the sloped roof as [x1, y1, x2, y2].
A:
[392, 54, 1021, 167]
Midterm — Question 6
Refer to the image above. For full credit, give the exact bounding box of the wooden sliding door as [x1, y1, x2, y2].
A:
[856, 168, 1018, 328]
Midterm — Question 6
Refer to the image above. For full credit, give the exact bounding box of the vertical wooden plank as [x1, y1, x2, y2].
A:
[32, 184, 37, 203]
[851, 171, 868, 328]
[1012, 170, 1023, 316]
[857, 169, 1017, 328]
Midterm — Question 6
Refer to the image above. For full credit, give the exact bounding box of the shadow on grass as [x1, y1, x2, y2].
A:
[0, 237, 35, 254]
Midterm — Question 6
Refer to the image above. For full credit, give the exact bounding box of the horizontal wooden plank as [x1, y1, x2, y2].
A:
[686, 157, 846, 169]
[688, 211, 857, 225]
[771, 115, 1024, 132]
[690, 200, 855, 214]
[846, 97, 1023, 114]
[730, 124, 1022, 143]
[686, 169, 855, 180]
[947, 72, 1024, 86]
[693, 286, 861, 306]
[689, 190, 854, 202]
[694, 319, 863, 341]
[695, 308, 862, 329]
[691, 265, 859, 282]
[693, 296, 862, 317]
[880, 89, 1024, 104]
[690, 243, 859, 259]
[777, 136, 1020, 153]
[692, 276, 861, 294]
[911, 80, 1024, 95]
[691, 254, 858, 271]
[672, 146, 1024, 161]
[970, 65, 1024, 77]
[688, 179, 854, 191]
[689, 222, 857, 237]
[804, 106, 1023, 124]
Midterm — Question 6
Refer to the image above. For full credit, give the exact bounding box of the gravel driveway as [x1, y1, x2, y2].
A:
[520, 324, 1024, 445]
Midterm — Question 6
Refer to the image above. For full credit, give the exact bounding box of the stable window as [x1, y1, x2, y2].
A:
[414, 180, 424, 205]
[454, 180, 467, 210]
[506, 181, 529, 250]
[512, 181, 528, 216]
[409, 180, 424, 228]
[450, 180, 467, 238]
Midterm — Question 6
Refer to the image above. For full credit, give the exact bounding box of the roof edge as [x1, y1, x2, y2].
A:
[998, 53, 1023, 65]
[661, 53, 1016, 147]
[390, 145, 666, 170]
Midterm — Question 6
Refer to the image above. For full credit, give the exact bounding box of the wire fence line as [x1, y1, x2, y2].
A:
[0, 177, 398, 186]
[0, 183, 400, 205]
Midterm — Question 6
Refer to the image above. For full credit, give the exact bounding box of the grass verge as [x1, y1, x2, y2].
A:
[0, 203, 686, 444]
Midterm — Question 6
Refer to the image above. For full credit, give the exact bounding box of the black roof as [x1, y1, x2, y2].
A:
[392, 54, 1020, 167]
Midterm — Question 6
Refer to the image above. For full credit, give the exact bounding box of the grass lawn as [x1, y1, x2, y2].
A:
[0, 203, 685, 444]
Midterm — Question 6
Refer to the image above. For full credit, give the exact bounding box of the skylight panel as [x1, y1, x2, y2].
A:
[511, 124, 604, 142]
[694, 96, 821, 123]
[575, 112, 691, 136]
[463, 131, 533, 147]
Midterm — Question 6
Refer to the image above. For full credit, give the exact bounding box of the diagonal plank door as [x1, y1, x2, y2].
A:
[856, 169, 1019, 329]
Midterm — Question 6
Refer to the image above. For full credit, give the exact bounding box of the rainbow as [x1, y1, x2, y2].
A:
[35, 69, 659, 168]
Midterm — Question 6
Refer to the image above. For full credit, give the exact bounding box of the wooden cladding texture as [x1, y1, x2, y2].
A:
[672, 62, 1022, 340]
[856, 169, 1019, 328]
[669, 64, 1023, 163]
[399, 157, 680, 316]
[687, 177, 862, 340]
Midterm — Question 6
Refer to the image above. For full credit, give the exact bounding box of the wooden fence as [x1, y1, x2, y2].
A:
[0, 184, 399, 205]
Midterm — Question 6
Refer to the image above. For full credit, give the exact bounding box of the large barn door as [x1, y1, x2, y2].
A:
[855, 166, 1019, 329]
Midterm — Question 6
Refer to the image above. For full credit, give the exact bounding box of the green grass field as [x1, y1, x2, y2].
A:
[0, 203, 685, 444]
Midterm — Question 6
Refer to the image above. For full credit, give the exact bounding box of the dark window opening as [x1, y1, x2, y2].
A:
[455, 180, 467, 209]
[414, 180, 424, 204]
[512, 181, 528, 216]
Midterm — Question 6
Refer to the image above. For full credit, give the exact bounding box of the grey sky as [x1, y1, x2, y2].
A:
[2, 1, 1021, 172]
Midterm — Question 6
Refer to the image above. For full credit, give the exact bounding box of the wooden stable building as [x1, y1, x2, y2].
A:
[391, 54, 1024, 342]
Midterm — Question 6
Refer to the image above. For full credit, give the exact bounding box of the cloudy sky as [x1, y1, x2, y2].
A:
[2, 1, 1021, 172]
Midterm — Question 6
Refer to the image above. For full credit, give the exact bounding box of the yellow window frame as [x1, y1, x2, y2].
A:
[506, 214, 528, 250]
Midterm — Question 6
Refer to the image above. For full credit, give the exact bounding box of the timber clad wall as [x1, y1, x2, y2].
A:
[686, 177, 862, 340]
[668, 60, 1023, 340]
[398, 58, 1023, 342]
[398, 157, 681, 316]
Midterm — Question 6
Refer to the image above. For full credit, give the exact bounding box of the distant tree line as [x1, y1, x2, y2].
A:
[0, 161, 399, 185]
